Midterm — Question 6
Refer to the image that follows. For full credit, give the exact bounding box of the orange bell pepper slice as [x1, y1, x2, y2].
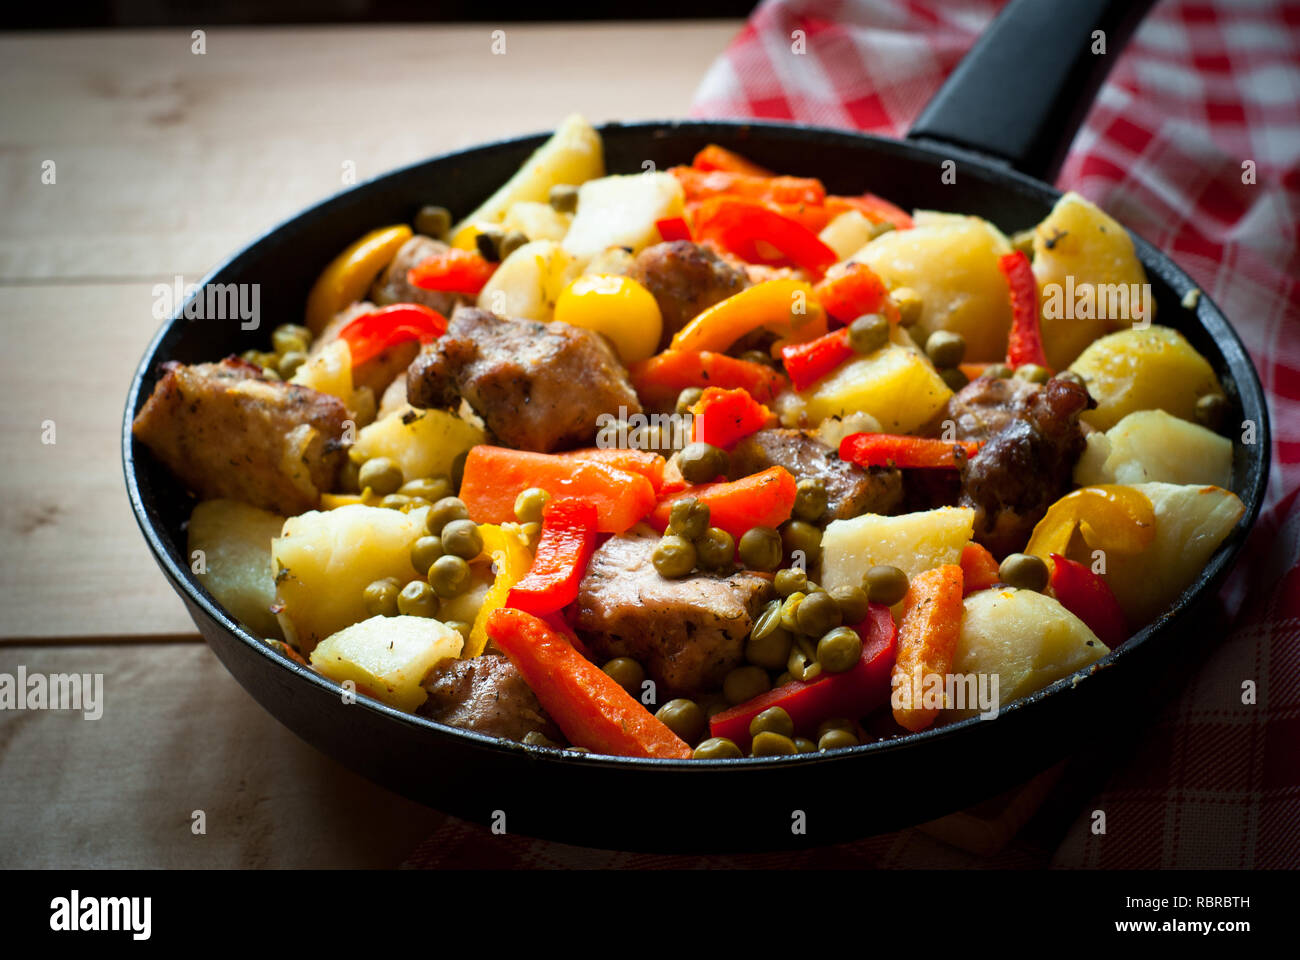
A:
[628, 349, 787, 410]
[304, 224, 412, 334]
[669, 279, 827, 356]
[1026, 485, 1157, 560]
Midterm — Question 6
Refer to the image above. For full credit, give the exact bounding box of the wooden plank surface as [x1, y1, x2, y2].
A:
[0, 22, 740, 640]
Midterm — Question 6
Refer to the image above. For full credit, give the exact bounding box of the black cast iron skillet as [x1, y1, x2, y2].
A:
[124, 0, 1269, 852]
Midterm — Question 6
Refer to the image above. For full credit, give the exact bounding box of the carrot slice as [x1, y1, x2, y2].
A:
[486, 608, 693, 759]
[960, 542, 1001, 595]
[557, 447, 666, 493]
[459, 446, 656, 534]
[890, 564, 965, 733]
[627, 349, 787, 410]
[691, 144, 774, 177]
[649, 466, 797, 542]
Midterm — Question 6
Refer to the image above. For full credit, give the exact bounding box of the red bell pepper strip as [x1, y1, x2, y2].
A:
[999, 250, 1051, 371]
[408, 248, 498, 295]
[824, 193, 914, 231]
[709, 603, 897, 751]
[780, 327, 854, 392]
[655, 216, 692, 243]
[691, 144, 774, 177]
[627, 349, 787, 410]
[839, 433, 980, 469]
[486, 608, 692, 759]
[649, 466, 797, 542]
[692, 197, 838, 276]
[960, 542, 1001, 595]
[813, 261, 896, 325]
[690, 387, 771, 448]
[336, 303, 447, 368]
[506, 499, 598, 616]
[1048, 553, 1129, 649]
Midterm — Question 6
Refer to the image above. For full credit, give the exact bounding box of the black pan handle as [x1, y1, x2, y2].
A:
[907, 0, 1156, 183]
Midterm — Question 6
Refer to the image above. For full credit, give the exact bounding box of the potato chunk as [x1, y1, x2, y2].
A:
[310, 615, 463, 712]
[272, 504, 429, 652]
[821, 506, 975, 594]
[1069, 325, 1224, 431]
[351, 405, 486, 484]
[944, 588, 1107, 719]
[561, 172, 686, 259]
[188, 499, 285, 640]
[1074, 409, 1232, 488]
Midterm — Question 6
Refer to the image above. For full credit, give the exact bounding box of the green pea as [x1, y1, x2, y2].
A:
[410, 535, 444, 576]
[787, 636, 822, 682]
[338, 458, 361, 494]
[428, 554, 471, 598]
[818, 728, 859, 751]
[1196, 393, 1227, 432]
[998, 552, 1049, 592]
[794, 737, 818, 754]
[653, 535, 697, 579]
[865, 564, 909, 606]
[397, 580, 439, 618]
[745, 618, 793, 671]
[400, 476, 453, 502]
[379, 494, 414, 510]
[817, 717, 855, 740]
[548, 184, 579, 213]
[359, 457, 403, 496]
[362, 578, 400, 617]
[414, 205, 452, 239]
[748, 706, 794, 739]
[779, 591, 806, 633]
[722, 665, 769, 705]
[241, 349, 277, 369]
[738, 526, 782, 572]
[891, 287, 923, 327]
[739, 349, 777, 369]
[750, 731, 797, 757]
[675, 386, 704, 415]
[499, 230, 528, 260]
[695, 527, 735, 573]
[780, 520, 822, 565]
[475, 226, 503, 262]
[1014, 363, 1050, 384]
[668, 497, 710, 541]
[441, 518, 484, 560]
[925, 330, 967, 369]
[792, 478, 828, 523]
[426, 496, 470, 536]
[828, 585, 870, 625]
[796, 590, 842, 636]
[940, 367, 970, 392]
[774, 567, 808, 597]
[655, 699, 706, 745]
[277, 350, 307, 379]
[984, 362, 1014, 379]
[679, 442, 729, 485]
[272, 324, 311, 357]
[601, 657, 645, 696]
[693, 737, 742, 760]
[849, 313, 890, 355]
[817, 626, 863, 673]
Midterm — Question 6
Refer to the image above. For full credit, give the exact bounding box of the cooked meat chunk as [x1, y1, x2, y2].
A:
[627, 241, 749, 349]
[572, 530, 774, 696]
[940, 375, 1042, 444]
[729, 428, 902, 521]
[369, 234, 463, 317]
[406, 307, 642, 452]
[313, 300, 419, 397]
[132, 357, 348, 514]
[419, 653, 558, 742]
[958, 377, 1093, 555]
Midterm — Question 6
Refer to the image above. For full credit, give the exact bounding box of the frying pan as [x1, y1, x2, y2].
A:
[123, 0, 1269, 852]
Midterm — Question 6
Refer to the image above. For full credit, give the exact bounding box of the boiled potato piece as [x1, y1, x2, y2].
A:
[1032, 191, 1151, 370]
[944, 588, 1108, 719]
[818, 210, 876, 260]
[1069, 325, 1224, 431]
[272, 504, 429, 652]
[795, 325, 952, 431]
[351, 405, 485, 484]
[501, 201, 572, 243]
[436, 572, 493, 626]
[476, 239, 580, 322]
[1062, 482, 1244, 627]
[561, 172, 685, 259]
[821, 507, 975, 594]
[450, 114, 604, 249]
[310, 615, 462, 713]
[1074, 409, 1232, 488]
[850, 215, 1013, 362]
[290, 338, 375, 425]
[816, 410, 884, 450]
[188, 499, 285, 640]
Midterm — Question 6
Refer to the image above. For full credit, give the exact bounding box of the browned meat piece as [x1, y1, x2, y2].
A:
[729, 428, 902, 521]
[419, 653, 558, 742]
[940, 375, 1042, 443]
[627, 241, 749, 349]
[572, 530, 774, 696]
[132, 357, 349, 514]
[369, 234, 463, 316]
[958, 377, 1093, 556]
[406, 307, 642, 452]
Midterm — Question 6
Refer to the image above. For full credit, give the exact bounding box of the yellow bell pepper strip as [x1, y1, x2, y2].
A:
[304, 224, 412, 334]
[1026, 484, 1156, 560]
[465, 524, 534, 658]
[669, 278, 827, 356]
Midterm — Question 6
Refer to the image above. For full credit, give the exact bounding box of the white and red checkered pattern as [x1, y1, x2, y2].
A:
[407, 0, 1299, 869]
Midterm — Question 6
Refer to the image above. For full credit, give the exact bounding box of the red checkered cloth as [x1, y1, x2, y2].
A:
[406, 0, 1300, 869]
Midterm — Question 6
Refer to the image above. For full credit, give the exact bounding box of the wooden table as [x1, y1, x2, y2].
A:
[0, 21, 741, 868]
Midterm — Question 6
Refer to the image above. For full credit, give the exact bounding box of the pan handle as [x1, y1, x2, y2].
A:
[906, 0, 1155, 183]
